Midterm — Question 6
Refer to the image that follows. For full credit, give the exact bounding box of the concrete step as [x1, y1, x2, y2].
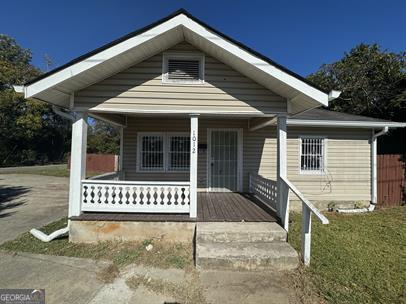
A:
[196, 241, 299, 271]
[196, 222, 287, 244]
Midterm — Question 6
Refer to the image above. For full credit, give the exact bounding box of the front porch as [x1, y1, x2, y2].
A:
[72, 192, 278, 222]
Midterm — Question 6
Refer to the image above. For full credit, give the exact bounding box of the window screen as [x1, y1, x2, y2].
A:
[140, 134, 164, 171]
[300, 138, 325, 173]
[167, 59, 200, 81]
[168, 135, 190, 171]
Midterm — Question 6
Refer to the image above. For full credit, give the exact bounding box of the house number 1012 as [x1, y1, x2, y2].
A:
[192, 131, 197, 154]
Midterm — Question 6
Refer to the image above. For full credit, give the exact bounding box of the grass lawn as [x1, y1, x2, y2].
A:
[0, 218, 193, 270]
[288, 206, 406, 304]
[0, 164, 103, 178]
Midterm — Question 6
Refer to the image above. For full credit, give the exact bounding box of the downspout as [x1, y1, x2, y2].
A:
[29, 106, 75, 242]
[337, 126, 389, 213]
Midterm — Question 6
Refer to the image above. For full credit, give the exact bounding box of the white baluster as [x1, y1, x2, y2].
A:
[135, 187, 141, 204]
[184, 187, 190, 205]
[100, 186, 107, 204]
[114, 186, 121, 204]
[156, 187, 163, 205]
[163, 187, 169, 205]
[128, 187, 134, 204]
[170, 187, 176, 205]
[93, 185, 100, 203]
[142, 187, 149, 204]
[107, 186, 114, 205]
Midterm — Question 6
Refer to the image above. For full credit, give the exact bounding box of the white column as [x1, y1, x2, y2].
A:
[68, 112, 88, 217]
[371, 134, 377, 205]
[277, 115, 289, 231]
[189, 114, 199, 218]
[301, 204, 312, 266]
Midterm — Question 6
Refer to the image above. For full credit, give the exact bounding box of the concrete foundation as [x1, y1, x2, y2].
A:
[289, 199, 370, 212]
[69, 220, 196, 244]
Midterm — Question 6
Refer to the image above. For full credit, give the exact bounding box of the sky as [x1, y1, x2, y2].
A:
[1, 0, 405, 77]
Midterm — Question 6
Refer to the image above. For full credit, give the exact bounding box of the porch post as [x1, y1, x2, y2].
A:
[371, 133, 378, 205]
[68, 112, 88, 217]
[189, 114, 199, 218]
[119, 126, 124, 179]
[277, 115, 289, 231]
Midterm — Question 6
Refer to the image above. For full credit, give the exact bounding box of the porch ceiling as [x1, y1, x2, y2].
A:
[18, 10, 339, 115]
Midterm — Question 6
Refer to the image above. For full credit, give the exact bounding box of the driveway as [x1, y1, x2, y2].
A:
[0, 174, 68, 243]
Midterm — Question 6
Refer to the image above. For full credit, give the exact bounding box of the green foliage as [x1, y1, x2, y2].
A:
[87, 119, 120, 154]
[0, 35, 71, 166]
[308, 44, 405, 121]
[289, 207, 406, 303]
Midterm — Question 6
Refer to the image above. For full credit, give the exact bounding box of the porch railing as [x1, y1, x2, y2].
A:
[249, 173, 278, 212]
[81, 180, 190, 213]
[280, 176, 329, 266]
[249, 172, 329, 266]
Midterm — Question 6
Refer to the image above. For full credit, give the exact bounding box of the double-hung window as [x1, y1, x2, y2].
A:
[300, 137, 326, 174]
[138, 132, 190, 172]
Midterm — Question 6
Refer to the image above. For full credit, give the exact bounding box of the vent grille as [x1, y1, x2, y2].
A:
[168, 59, 200, 81]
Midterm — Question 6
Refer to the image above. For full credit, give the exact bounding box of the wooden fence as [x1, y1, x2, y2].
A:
[377, 154, 405, 207]
[68, 154, 118, 173]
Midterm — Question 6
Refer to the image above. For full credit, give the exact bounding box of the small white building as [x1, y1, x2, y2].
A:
[15, 9, 405, 267]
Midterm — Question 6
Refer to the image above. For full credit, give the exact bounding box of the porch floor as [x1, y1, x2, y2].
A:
[72, 193, 278, 223]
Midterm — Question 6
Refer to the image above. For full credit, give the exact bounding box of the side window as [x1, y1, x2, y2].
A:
[300, 137, 325, 174]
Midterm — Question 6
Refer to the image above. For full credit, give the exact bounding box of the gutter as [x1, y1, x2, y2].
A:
[337, 126, 389, 213]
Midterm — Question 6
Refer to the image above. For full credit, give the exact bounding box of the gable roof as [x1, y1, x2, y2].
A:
[16, 9, 340, 114]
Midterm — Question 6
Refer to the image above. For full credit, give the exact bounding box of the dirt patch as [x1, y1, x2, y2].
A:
[126, 272, 206, 304]
[97, 264, 120, 283]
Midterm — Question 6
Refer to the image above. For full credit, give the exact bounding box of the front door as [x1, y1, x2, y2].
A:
[208, 129, 242, 192]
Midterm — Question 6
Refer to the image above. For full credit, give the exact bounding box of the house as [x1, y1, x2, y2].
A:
[14, 9, 405, 268]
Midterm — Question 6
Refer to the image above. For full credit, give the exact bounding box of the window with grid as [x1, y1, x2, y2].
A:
[168, 135, 190, 171]
[140, 134, 164, 171]
[300, 137, 325, 173]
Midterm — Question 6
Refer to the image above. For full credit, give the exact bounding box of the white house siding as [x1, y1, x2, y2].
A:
[75, 42, 287, 115]
[122, 117, 372, 208]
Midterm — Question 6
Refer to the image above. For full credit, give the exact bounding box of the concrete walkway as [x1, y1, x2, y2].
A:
[0, 174, 68, 243]
[0, 251, 108, 304]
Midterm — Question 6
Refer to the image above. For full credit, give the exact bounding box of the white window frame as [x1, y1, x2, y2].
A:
[162, 52, 205, 85]
[137, 132, 190, 173]
[299, 136, 327, 175]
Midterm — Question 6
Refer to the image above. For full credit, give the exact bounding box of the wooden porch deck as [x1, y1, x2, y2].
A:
[72, 193, 278, 222]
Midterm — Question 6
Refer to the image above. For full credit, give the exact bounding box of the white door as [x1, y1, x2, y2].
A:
[208, 129, 242, 192]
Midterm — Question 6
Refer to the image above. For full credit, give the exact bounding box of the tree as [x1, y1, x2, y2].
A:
[0, 35, 70, 166]
[87, 119, 120, 154]
[308, 44, 406, 153]
[308, 44, 405, 121]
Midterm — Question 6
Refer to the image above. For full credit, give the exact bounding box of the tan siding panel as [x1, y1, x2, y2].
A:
[76, 42, 286, 114]
[123, 119, 371, 203]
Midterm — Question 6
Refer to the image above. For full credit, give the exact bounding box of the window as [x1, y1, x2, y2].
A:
[137, 133, 190, 172]
[162, 53, 204, 84]
[168, 135, 190, 171]
[139, 134, 164, 171]
[300, 137, 325, 174]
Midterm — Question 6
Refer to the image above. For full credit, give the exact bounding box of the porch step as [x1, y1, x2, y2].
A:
[196, 222, 299, 271]
[197, 222, 287, 243]
[196, 242, 298, 271]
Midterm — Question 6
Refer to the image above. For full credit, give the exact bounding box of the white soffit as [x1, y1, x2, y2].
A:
[23, 11, 331, 113]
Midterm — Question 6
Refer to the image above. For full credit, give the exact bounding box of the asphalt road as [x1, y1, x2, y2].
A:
[0, 174, 68, 243]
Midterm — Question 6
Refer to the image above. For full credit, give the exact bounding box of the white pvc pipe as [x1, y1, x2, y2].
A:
[30, 226, 69, 242]
[337, 127, 389, 214]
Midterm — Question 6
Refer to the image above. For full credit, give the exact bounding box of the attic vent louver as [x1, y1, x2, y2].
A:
[168, 59, 200, 81]
[163, 53, 204, 84]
